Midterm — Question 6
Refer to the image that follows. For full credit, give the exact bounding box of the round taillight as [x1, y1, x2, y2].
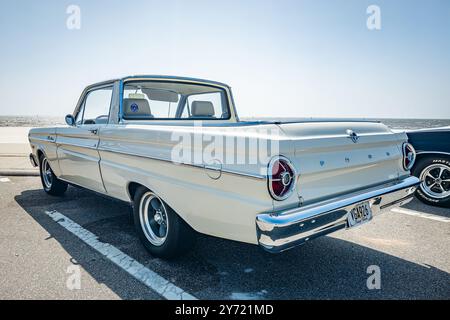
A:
[268, 156, 297, 201]
[402, 142, 416, 171]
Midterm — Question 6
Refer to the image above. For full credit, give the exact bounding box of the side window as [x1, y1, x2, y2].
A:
[77, 87, 113, 125]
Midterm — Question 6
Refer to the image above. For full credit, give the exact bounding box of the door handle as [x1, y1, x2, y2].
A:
[89, 129, 99, 135]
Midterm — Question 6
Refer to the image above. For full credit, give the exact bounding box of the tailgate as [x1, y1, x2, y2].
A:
[278, 121, 408, 206]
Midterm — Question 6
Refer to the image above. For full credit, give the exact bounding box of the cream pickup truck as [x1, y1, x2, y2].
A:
[29, 75, 420, 258]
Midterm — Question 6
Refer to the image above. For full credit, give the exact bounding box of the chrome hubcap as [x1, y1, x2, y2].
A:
[139, 192, 169, 246]
[420, 164, 450, 199]
[41, 158, 53, 189]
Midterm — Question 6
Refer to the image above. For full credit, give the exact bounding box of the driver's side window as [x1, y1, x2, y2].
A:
[76, 87, 113, 125]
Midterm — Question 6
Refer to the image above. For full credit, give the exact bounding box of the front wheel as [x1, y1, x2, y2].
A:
[39, 154, 68, 196]
[412, 156, 450, 208]
[133, 187, 195, 259]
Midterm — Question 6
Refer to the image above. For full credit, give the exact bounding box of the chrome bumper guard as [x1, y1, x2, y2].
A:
[29, 153, 38, 167]
[256, 176, 420, 253]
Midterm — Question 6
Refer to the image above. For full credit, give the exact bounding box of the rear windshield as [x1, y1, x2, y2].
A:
[122, 81, 230, 120]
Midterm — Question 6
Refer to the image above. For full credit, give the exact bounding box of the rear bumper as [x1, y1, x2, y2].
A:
[256, 176, 420, 253]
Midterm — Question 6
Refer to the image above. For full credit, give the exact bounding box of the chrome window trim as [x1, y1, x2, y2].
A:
[119, 77, 238, 123]
[75, 84, 115, 126]
[121, 80, 231, 121]
[72, 82, 116, 126]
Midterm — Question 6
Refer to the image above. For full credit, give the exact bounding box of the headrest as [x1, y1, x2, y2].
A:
[123, 98, 153, 119]
[191, 101, 215, 117]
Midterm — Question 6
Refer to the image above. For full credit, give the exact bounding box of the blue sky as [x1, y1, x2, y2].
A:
[0, 0, 449, 118]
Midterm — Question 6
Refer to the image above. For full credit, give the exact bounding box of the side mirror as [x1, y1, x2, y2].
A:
[65, 114, 75, 126]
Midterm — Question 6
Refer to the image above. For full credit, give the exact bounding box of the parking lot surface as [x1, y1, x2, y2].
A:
[1, 176, 449, 299]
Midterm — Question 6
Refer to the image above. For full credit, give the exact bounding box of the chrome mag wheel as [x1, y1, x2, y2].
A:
[41, 158, 53, 189]
[420, 164, 450, 199]
[139, 192, 169, 246]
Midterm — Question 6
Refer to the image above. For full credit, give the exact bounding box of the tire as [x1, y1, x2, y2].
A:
[412, 156, 450, 208]
[133, 186, 196, 259]
[39, 154, 68, 196]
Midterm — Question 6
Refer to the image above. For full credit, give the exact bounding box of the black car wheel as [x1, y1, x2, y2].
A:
[133, 186, 196, 259]
[39, 154, 68, 196]
[412, 156, 450, 207]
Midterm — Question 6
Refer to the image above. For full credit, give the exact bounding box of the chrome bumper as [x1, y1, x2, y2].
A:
[29, 153, 38, 167]
[256, 176, 420, 253]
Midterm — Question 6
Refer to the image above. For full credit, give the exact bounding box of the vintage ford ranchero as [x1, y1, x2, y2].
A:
[29, 75, 420, 258]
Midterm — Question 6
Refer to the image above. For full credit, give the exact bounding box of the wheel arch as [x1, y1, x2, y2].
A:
[36, 149, 45, 163]
[412, 152, 450, 173]
[36, 148, 53, 167]
[127, 181, 174, 210]
[126, 181, 195, 229]
[127, 181, 144, 201]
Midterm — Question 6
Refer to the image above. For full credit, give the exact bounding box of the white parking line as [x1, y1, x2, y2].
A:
[391, 208, 450, 223]
[0, 178, 11, 183]
[45, 210, 197, 300]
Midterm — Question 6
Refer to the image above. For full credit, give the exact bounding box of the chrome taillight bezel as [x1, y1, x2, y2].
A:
[402, 142, 416, 171]
[267, 155, 298, 201]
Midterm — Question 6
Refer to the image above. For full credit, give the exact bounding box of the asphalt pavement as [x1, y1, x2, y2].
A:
[0, 176, 449, 299]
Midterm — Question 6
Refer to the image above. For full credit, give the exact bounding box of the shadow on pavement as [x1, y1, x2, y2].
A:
[15, 187, 449, 300]
[402, 198, 450, 218]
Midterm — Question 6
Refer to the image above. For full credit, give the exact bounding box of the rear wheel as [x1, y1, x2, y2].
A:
[39, 154, 68, 196]
[412, 156, 450, 207]
[133, 187, 195, 259]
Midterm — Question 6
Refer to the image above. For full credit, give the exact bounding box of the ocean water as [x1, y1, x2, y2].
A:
[0, 116, 449, 130]
[242, 117, 450, 130]
[0, 116, 64, 127]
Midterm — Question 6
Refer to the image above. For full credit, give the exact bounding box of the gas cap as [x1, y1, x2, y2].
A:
[204, 159, 222, 180]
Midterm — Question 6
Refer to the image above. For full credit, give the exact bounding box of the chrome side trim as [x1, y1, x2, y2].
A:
[97, 146, 266, 180]
[416, 151, 450, 156]
[221, 167, 266, 180]
[59, 147, 100, 162]
[29, 136, 55, 144]
[256, 176, 420, 253]
[57, 141, 99, 151]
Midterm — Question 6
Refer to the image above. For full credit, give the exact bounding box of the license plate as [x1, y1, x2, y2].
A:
[348, 201, 373, 228]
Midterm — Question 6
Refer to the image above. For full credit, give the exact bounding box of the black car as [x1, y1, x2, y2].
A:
[407, 127, 450, 207]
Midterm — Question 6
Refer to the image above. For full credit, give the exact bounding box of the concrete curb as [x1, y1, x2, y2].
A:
[0, 170, 39, 177]
[0, 154, 30, 157]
